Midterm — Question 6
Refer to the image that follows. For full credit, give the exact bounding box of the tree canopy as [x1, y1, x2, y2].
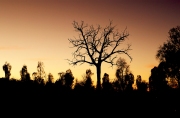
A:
[68, 21, 132, 90]
[156, 26, 180, 83]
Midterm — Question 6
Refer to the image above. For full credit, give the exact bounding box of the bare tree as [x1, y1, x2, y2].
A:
[68, 21, 132, 90]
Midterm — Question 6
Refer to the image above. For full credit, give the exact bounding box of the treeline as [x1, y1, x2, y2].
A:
[0, 67, 179, 115]
[1, 59, 178, 94]
[1, 60, 179, 102]
[0, 60, 151, 94]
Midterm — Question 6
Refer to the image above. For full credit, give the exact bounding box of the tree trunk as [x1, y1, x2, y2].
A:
[96, 64, 101, 90]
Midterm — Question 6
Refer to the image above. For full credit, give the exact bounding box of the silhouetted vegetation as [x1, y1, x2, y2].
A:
[74, 69, 94, 94]
[136, 75, 148, 92]
[156, 26, 180, 89]
[68, 21, 132, 90]
[20, 65, 31, 81]
[102, 73, 112, 92]
[113, 57, 134, 92]
[149, 62, 168, 92]
[3, 62, 11, 80]
[0, 25, 180, 115]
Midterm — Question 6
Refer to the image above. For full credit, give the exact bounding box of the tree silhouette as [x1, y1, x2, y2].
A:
[114, 57, 130, 91]
[64, 69, 74, 90]
[54, 72, 65, 93]
[156, 26, 180, 86]
[32, 72, 38, 80]
[136, 75, 142, 89]
[20, 65, 30, 81]
[47, 73, 54, 83]
[37, 61, 46, 81]
[124, 72, 134, 91]
[55, 72, 66, 88]
[68, 21, 132, 90]
[2, 62, 12, 80]
[32, 61, 46, 85]
[56, 69, 74, 90]
[116, 57, 130, 77]
[83, 69, 94, 89]
[46, 73, 54, 95]
[149, 62, 168, 92]
[102, 73, 112, 91]
[136, 75, 148, 92]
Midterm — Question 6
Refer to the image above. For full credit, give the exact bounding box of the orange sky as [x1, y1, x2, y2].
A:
[0, 0, 180, 84]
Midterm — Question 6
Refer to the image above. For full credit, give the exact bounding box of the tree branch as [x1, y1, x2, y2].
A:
[68, 21, 132, 68]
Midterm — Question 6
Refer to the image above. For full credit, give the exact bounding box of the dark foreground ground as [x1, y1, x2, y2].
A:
[0, 90, 180, 117]
[0, 79, 180, 117]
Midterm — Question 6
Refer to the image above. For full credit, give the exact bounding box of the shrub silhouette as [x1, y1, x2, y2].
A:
[2, 62, 12, 80]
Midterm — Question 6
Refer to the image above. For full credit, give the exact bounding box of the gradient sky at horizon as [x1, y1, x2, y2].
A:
[0, 0, 180, 83]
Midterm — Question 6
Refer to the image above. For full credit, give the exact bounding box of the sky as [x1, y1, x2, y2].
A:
[0, 0, 180, 84]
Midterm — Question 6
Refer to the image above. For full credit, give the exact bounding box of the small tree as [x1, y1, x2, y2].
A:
[136, 75, 142, 89]
[149, 62, 168, 92]
[56, 69, 74, 90]
[102, 73, 112, 91]
[114, 57, 130, 91]
[84, 69, 94, 89]
[3, 62, 12, 80]
[37, 61, 46, 81]
[56, 72, 66, 86]
[46, 73, 54, 91]
[20, 65, 30, 81]
[32, 72, 38, 80]
[68, 21, 132, 90]
[32, 61, 46, 85]
[64, 69, 74, 89]
[47, 73, 54, 83]
[124, 72, 134, 91]
[116, 57, 130, 78]
[136, 75, 148, 92]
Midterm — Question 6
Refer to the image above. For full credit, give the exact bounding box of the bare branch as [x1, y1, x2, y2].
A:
[104, 56, 118, 67]
[68, 20, 132, 68]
